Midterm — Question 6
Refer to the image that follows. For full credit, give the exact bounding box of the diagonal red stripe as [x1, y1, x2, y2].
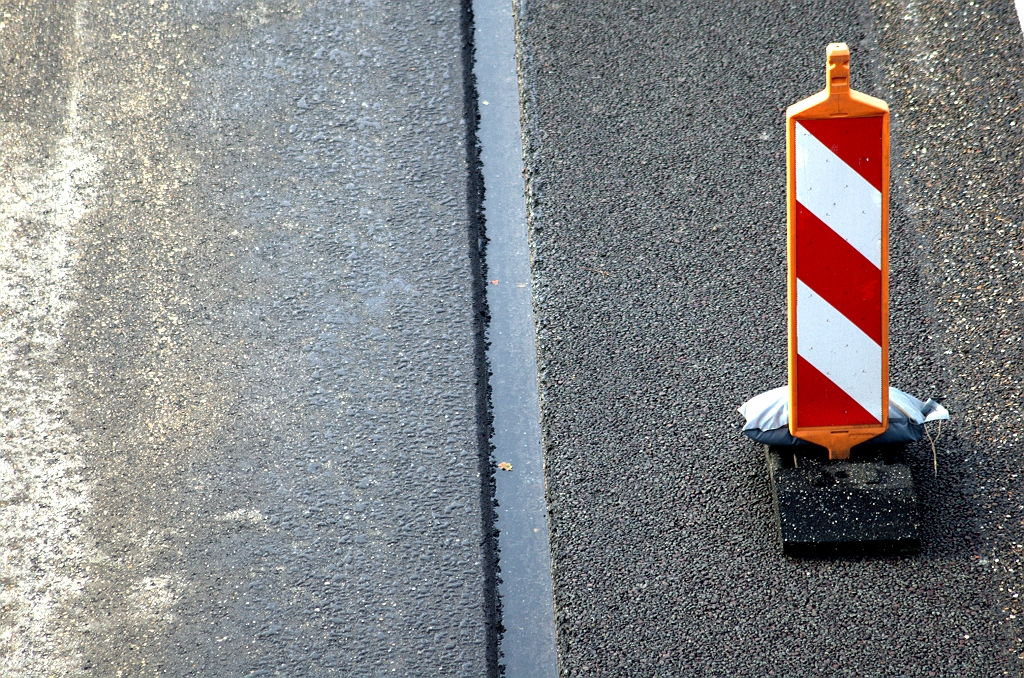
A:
[795, 202, 882, 345]
[799, 117, 883, 192]
[795, 355, 879, 428]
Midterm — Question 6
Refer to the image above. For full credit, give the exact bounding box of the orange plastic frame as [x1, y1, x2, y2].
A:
[786, 43, 890, 460]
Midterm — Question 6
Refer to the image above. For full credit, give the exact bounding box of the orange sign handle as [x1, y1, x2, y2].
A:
[826, 43, 851, 101]
[786, 43, 891, 460]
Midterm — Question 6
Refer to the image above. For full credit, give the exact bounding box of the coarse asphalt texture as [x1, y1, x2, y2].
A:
[0, 0, 496, 675]
[516, 0, 1024, 674]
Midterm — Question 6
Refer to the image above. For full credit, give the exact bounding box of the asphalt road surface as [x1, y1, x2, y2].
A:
[3, 0, 1024, 675]
[516, 0, 1024, 675]
[0, 0, 494, 675]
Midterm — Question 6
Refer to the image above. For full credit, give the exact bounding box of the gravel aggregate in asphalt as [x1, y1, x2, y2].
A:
[0, 1, 494, 675]
[515, 0, 1024, 674]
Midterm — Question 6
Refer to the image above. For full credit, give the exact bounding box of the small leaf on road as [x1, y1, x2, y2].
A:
[497, 462, 513, 471]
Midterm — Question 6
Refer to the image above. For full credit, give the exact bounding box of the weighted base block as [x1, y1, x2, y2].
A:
[766, 446, 920, 557]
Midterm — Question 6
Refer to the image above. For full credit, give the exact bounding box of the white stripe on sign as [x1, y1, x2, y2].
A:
[796, 279, 883, 422]
[795, 122, 882, 268]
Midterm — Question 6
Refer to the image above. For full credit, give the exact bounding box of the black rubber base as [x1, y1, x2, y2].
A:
[766, 445, 920, 558]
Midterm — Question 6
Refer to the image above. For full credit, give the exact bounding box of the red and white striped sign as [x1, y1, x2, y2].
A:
[786, 43, 890, 459]
[793, 117, 883, 426]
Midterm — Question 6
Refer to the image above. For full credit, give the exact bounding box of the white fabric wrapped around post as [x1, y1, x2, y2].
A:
[738, 386, 949, 447]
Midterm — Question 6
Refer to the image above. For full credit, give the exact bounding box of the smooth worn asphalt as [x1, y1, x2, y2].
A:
[0, 0, 495, 675]
[516, 0, 1024, 674]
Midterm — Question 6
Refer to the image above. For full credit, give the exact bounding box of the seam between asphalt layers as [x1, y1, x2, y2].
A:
[460, 0, 502, 674]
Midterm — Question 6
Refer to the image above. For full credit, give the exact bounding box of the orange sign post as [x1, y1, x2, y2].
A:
[786, 43, 890, 460]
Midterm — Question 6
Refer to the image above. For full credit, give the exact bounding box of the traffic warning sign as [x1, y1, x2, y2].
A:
[787, 43, 890, 460]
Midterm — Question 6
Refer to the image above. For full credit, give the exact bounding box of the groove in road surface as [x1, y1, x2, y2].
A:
[472, 0, 559, 674]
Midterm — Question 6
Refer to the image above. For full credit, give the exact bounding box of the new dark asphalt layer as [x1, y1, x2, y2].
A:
[516, 0, 1024, 674]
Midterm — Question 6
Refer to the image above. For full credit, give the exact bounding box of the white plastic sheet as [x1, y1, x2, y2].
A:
[738, 386, 949, 446]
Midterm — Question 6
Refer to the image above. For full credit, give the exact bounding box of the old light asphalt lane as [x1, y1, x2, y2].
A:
[0, 0, 496, 675]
